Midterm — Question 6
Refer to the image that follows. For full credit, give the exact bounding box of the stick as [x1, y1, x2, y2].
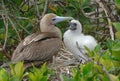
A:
[95, 0, 114, 40]
[2, 15, 8, 50]
[42, 0, 49, 17]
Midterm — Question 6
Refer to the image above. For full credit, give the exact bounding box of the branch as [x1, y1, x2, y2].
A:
[8, 17, 22, 41]
[2, 0, 22, 41]
[0, 43, 11, 60]
[95, 0, 114, 40]
[10, 14, 31, 35]
[2, 14, 8, 50]
[97, 61, 113, 81]
[76, 41, 89, 62]
[15, 19, 31, 35]
[97, 50, 113, 81]
[1, 0, 8, 50]
[34, 0, 40, 20]
[33, 0, 41, 32]
[42, 0, 49, 17]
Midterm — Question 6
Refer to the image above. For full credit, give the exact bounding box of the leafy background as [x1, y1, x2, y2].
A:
[0, 0, 120, 81]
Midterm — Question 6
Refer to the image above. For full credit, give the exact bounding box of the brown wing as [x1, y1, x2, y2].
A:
[11, 32, 39, 61]
[11, 32, 62, 63]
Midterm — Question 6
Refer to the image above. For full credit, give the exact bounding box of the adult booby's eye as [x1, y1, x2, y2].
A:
[52, 18, 56, 21]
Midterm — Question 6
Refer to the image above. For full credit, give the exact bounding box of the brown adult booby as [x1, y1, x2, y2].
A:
[11, 13, 73, 63]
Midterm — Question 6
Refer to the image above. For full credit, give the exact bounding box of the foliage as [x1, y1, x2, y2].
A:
[115, 0, 120, 9]
[28, 63, 51, 81]
[0, 62, 52, 81]
[0, 68, 10, 81]
[113, 22, 120, 39]
[62, 39, 120, 81]
[10, 62, 25, 81]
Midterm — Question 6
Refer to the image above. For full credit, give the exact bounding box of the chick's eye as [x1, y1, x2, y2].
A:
[73, 23, 77, 26]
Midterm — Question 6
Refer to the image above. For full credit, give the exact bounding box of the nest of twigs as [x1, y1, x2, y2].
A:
[49, 44, 80, 81]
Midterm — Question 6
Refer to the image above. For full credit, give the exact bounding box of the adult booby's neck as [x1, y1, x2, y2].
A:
[40, 24, 62, 39]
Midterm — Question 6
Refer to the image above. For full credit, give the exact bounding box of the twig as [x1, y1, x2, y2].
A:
[0, 43, 11, 60]
[33, 0, 41, 32]
[97, 62, 113, 81]
[8, 5, 31, 35]
[95, 0, 114, 40]
[76, 41, 88, 61]
[15, 20, 31, 35]
[79, 1, 105, 20]
[1, 0, 22, 41]
[8, 16, 22, 41]
[42, 0, 49, 17]
[16, 17, 29, 20]
[2, 14, 8, 50]
[1, 0, 12, 59]
[60, 48, 73, 55]
[96, 5, 100, 31]
[34, 0, 40, 20]
[97, 50, 113, 81]
[81, 9, 111, 20]
[11, 16, 31, 35]
[1, 0, 8, 50]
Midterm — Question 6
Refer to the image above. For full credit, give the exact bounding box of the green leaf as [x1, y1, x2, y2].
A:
[115, 0, 120, 9]
[112, 60, 120, 67]
[71, 67, 77, 77]
[21, 4, 29, 11]
[0, 69, 10, 81]
[28, 63, 50, 81]
[73, 71, 81, 81]
[10, 77, 19, 81]
[78, 0, 85, 3]
[84, 46, 94, 57]
[39, 63, 47, 74]
[71, 67, 81, 81]
[100, 74, 110, 81]
[106, 39, 113, 53]
[62, 75, 73, 81]
[94, 44, 101, 54]
[100, 58, 114, 70]
[41, 76, 50, 81]
[109, 74, 119, 81]
[112, 40, 120, 60]
[10, 62, 25, 81]
[115, 32, 120, 39]
[94, 64, 103, 74]
[81, 62, 93, 77]
[113, 22, 120, 32]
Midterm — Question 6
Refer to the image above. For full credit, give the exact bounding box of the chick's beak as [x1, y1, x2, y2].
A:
[69, 23, 77, 30]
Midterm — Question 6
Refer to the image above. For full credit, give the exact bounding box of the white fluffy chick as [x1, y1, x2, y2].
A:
[63, 19, 97, 63]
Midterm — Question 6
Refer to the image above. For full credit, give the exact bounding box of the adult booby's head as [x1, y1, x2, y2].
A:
[41, 13, 73, 25]
[40, 13, 73, 39]
[40, 13, 73, 31]
[69, 20, 82, 33]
